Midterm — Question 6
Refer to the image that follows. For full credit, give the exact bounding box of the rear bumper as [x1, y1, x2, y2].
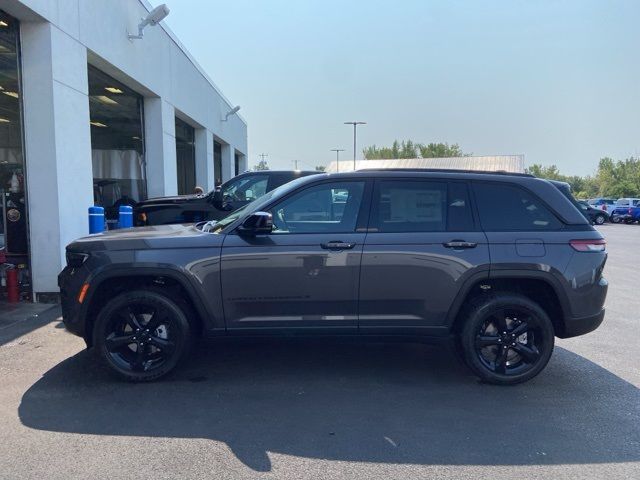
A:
[559, 308, 605, 338]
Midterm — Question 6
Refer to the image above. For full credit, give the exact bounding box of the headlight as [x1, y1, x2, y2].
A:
[66, 251, 89, 268]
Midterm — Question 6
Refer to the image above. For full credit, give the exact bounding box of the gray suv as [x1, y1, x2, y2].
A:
[59, 170, 608, 385]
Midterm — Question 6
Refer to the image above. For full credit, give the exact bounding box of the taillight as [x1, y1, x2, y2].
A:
[570, 239, 606, 252]
[629, 208, 633, 215]
[601, 205, 606, 211]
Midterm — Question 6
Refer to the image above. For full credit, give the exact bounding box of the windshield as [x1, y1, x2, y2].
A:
[204, 176, 319, 233]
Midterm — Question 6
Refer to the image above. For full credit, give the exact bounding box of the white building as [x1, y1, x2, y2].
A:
[0, 0, 248, 299]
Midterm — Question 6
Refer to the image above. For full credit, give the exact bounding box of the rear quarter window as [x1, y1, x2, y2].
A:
[473, 182, 562, 231]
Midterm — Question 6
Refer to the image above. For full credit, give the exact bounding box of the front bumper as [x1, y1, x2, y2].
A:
[58, 266, 89, 339]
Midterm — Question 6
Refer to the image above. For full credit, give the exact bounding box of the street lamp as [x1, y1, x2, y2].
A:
[344, 121, 366, 170]
[330, 148, 345, 172]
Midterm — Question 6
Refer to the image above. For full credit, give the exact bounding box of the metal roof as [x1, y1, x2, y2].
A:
[325, 155, 525, 174]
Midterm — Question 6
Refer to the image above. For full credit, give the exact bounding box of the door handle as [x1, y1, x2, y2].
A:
[443, 240, 477, 249]
[321, 241, 356, 250]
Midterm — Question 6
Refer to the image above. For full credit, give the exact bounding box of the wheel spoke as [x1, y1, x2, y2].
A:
[105, 333, 136, 351]
[511, 321, 529, 337]
[145, 309, 168, 331]
[476, 335, 500, 348]
[494, 347, 509, 374]
[123, 307, 143, 331]
[131, 344, 147, 371]
[513, 343, 540, 363]
[491, 309, 508, 332]
[148, 336, 175, 354]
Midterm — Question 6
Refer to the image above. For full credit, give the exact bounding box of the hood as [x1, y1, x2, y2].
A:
[68, 224, 223, 252]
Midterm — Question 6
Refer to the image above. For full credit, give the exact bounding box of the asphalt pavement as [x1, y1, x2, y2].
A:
[0, 223, 638, 479]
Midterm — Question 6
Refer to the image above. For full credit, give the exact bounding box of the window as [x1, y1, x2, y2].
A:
[373, 181, 445, 232]
[222, 174, 268, 202]
[473, 182, 562, 231]
[269, 181, 365, 234]
[175, 117, 195, 195]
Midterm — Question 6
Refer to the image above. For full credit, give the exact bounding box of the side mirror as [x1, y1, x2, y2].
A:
[211, 188, 223, 208]
[237, 212, 273, 236]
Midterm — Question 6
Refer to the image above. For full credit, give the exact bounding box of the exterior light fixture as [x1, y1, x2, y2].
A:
[223, 105, 241, 121]
[128, 4, 170, 41]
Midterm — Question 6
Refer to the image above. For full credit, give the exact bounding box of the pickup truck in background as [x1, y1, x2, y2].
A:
[135, 170, 319, 226]
[611, 204, 640, 224]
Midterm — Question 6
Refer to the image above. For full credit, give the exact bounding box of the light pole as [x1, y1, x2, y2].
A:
[330, 148, 345, 172]
[344, 121, 366, 170]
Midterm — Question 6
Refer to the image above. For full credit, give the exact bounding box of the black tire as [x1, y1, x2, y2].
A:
[594, 214, 606, 225]
[459, 293, 555, 385]
[93, 289, 192, 382]
[624, 218, 634, 224]
[611, 216, 621, 224]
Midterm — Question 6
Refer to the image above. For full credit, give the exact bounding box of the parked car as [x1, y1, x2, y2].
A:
[59, 169, 607, 385]
[588, 198, 616, 215]
[610, 198, 640, 223]
[577, 200, 609, 225]
[135, 170, 319, 226]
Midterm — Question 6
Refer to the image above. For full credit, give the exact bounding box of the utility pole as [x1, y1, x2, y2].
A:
[259, 153, 268, 163]
[293, 160, 299, 170]
[330, 148, 345, 172]
[344, 122, 366, 170]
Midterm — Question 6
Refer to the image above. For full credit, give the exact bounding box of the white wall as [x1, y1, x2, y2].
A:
[1, 0, 248, 293]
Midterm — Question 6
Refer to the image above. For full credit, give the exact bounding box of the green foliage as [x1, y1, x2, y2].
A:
[315, 165, 326, 172]
[363, 140, 467, 160]
[526, 157, 640, 199]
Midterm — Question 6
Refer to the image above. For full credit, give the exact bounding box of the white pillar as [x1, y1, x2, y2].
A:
[238, 153, 248, 173]
[22, 22, 93, 294]
[221, 143, 234, 182]
[194, 128, 214, 192]
[144, 98, 177, 197]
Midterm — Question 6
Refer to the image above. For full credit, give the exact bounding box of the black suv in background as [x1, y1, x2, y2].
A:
[135, 170, 318, 226]
[59, 169, 607, 385]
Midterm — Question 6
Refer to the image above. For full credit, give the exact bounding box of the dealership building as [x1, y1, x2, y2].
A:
[0, 0, 248, 299]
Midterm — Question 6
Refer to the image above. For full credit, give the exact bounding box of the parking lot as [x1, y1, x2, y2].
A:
[0, 223, 638, 480]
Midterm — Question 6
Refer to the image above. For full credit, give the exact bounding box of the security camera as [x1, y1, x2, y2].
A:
[223, 106, 241, 121]
[142, 4, 170, 27]
[128, 4, 170, 40]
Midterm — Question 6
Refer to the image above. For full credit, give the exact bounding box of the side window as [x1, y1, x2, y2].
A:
[222, 175, 268, 202]
[269, 181, 365, 234]
[473, 182, 562, 231]
[447, 182, 474, 231]
[373, 181, 447, 232]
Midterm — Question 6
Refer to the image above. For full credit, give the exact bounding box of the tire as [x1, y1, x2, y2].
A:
[594, 214, 606, 225]
[611, 216, 621, 224]
[93, 289, 193, 382]
[459, 293, 555, 385]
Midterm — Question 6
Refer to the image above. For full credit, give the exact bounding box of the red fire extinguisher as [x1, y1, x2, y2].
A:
[6, 267, 18, 303]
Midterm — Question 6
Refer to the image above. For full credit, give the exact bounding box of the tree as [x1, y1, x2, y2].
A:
[315, 165, 326, 172]
[253, 160, 269, 171]
[363, 140, 468, 159]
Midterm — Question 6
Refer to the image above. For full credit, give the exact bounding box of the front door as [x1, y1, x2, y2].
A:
[221, 180, 369, 332]
[359, 179, 490, 333]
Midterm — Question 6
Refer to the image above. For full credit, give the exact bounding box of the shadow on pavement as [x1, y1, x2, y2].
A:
[0, 304, 61, 347]
[19, 339, 640, 471]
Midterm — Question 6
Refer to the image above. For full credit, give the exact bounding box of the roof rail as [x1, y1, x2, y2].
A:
[355, 168, 534, 177]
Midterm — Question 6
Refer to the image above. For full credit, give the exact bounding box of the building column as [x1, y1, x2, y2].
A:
[237, 153, 248, 173]
[22, 22, 93, 294]
[194, 128, 214, 192]
[221, 143, 234, 182]
[144, 98, 177, 197]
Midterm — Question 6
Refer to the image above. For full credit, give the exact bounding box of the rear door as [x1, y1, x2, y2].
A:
[359, 179, 490, 333]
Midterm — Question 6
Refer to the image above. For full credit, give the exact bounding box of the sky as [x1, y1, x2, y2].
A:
[161, 0, 640, 176]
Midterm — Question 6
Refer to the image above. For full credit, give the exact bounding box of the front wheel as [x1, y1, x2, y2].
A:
[93, 290, 192, 382]
[459, 293, 555, 385]
[594, 214, 606, 225]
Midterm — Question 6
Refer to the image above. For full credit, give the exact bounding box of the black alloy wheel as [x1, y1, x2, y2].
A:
[94, 290, 192, 381]
[460, 294, 554, 385]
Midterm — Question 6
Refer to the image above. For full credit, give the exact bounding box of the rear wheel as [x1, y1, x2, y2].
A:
[594, 214, 606, 225]
[93, 290, 192, 382]
[459, 293, 554, 385]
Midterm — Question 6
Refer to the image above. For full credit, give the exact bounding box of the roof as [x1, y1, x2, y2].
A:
[325, 155, 525, 174]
